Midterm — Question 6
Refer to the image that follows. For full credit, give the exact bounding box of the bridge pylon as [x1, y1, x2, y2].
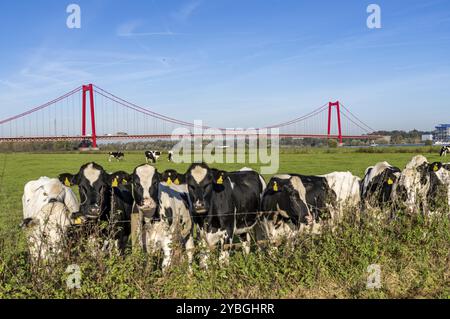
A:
[327, 101, 342, 145]
[81, 84, 97, 148]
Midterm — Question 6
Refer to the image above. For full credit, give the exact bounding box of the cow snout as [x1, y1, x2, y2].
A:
[194, 200, 207, 214]
[86, 205, 101, 219]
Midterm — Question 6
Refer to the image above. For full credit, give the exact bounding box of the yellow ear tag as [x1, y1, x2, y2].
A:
[174, 178, 180, 185]
[112, 178, 119, 188]
[433, 164, 439, 172]
[167, 177, 173, 185]
[216, 175, 224, 185]
[64, 177, 71, 187]
[273, 182, 278, 192]
[74, 217, 82, 225]
[122, 179, 127, 185]
[387, 178, 393, 185]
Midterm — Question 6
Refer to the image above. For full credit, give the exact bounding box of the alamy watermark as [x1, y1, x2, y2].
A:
[366, 264, 382, 289]
[367, 4, 381, 29]
[66, 264, 82, 289]
[66, 4, 81, 29]
[171, 121, 280, 175]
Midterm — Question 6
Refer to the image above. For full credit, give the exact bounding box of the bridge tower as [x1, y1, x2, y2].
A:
[327, 101, 342, 145]
[81, 84, 97, 148]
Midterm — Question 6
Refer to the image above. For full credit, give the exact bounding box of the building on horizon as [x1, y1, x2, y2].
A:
[433, 124, 450, 142]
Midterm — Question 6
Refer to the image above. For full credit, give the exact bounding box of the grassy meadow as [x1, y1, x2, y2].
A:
[0, 146, 448, 298]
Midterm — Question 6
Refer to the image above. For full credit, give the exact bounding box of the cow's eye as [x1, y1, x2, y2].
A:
[43, 192, 48, 197]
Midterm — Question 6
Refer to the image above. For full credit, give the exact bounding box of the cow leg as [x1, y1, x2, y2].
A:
[219, 228, 233, 266]
[239, 233, 251, 255]
[184, 234, 195, 273]
[161, 235, 173, 271]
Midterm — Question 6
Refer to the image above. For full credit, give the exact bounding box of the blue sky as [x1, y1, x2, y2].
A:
[0, 0, 449, 131]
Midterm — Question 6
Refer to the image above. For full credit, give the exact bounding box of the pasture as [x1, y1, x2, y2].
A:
[0, 147, 449, 298]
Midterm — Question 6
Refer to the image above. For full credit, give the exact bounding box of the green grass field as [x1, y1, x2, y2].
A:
[0, 147, 448, 298]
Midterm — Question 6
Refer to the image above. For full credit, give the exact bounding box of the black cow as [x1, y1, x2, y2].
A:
[108, 152, 124, 162]
[360, 161, 401, 208]
[58, 163, 133, 252]
[185, 163, 265, 265]
[440, 146, 449, 157]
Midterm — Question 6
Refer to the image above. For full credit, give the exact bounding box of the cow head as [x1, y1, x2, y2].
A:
[185, 163, 214, 214]
[395, 158, 445, 213]
[162, 169, 185, 185]
[58, 162, 112, 220]
[130, 164, 161, 217]
[262, 175, 311, 225]
[362, 162, 401, 205]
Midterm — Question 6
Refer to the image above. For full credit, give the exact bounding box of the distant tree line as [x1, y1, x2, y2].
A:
[0, 130, 432, 152]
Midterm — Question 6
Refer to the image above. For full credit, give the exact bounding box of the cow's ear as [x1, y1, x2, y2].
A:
[59, 173, 77, 187]
[108, 172, 131, 188]
[212, 170, 226, 185]
[430, 162, 442, 172]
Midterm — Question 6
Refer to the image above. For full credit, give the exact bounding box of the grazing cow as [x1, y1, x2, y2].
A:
[440, 146, 450, 157]
[22, 177, 81, 261]
[143, 182, 195, 270]
[394, 155, 450, 215]
[360, 161, 401, 208]
[145, 151, 161, 163]
[185, 163, 265, 264]
[58, 163, 133, 252]
[108, 152, 124, 162]
[168, 150, 174, 162]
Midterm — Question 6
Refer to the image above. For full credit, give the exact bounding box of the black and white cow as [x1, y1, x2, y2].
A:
[108, 152, 125, 162]
[22, 177, 81, 261]
[58, 163, 133, 252]
[257, 172, 360, 242]
[256, 175, 312, 244]
[168, 150, 174, 162]
[144, 182, 195, 270]
[394, 155, 450, 215]
[145, 151, 161, 163]
[127, 164, 194, 269]
[360, 161, 401, 208]
[440, 146, 450, 157]
[185, 163, 266, 264]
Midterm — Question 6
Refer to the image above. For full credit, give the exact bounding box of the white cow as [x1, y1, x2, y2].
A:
[142, 182, 195, 271]
[22, 177, 80, 261]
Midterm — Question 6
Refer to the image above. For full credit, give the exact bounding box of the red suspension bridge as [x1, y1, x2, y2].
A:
[0, 84, 379, 147]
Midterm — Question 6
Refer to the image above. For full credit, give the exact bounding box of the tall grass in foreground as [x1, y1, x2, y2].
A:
[1, 208, 449, 299]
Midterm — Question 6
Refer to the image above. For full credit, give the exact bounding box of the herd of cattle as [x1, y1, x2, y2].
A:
[21, 154, 450, 269]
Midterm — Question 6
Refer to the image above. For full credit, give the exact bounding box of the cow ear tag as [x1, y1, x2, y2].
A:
[174, 178, 180, 185]
[167, 177, 173, 185]
[387, 178, 394, 185]
[112, 178, 119, 188]
[433, 164, 439, 172]
[216, 175, 224, 185]
[273, 182, 279, 192]
[74, 217, 82, 225]
[122, 179, 127, 185]
[64, 177, 72, 187]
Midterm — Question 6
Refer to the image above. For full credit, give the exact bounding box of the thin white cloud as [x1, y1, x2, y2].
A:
[116, 20, 180, 37]
[171, 0, 202, 22]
